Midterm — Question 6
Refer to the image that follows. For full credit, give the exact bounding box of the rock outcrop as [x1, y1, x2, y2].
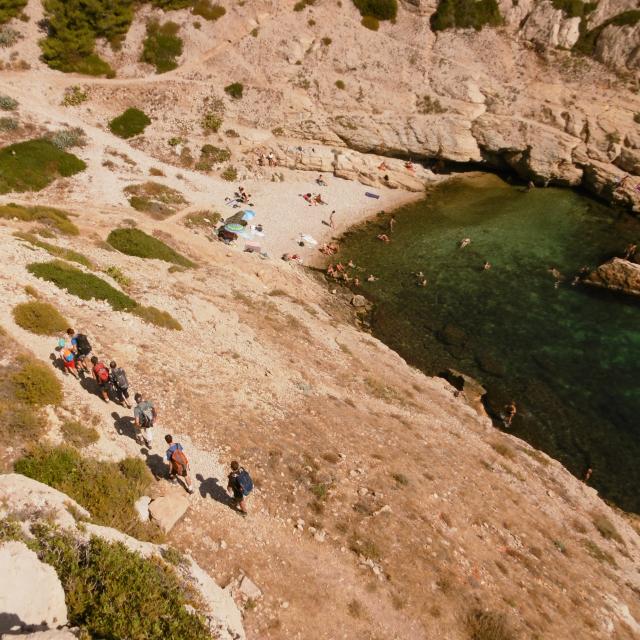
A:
[585, 257, 640, 296]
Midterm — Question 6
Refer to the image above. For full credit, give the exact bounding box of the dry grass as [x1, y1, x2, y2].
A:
[466, 608, 515, 640]
[591, 513, 623, 544]
[490, 441, 515, 460]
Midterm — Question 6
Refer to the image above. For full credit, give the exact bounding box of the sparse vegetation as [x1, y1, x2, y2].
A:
[592, 513, 623, 544]
[61, 85, 88, 107]
[335, 79, 346, 90]
[104, 265, 132, 288]
[361, 15, 379, 30]
[196, 144, 231, 170]
[132, 305, 182, 330]
[12, 358, 63, 407]
[250, 27, 259, 37]
[417, 94, 445, 114]
[107, 228, 196, 268]
[224, 82, 244, 99]
[123, 182, 188, 218]
[490, 441, 515, 460]
[48, 127, 86, 150]
[12, 300, 69, 336]
[28, 260, 137, 311]
[109, 108, 151, 139]
[0, 94, 18, 110]
[353, 0, 397, 21]
[16, 232, 94, 268]
[634, 113, 640, 125]
[321, 36, 332, 45]
[0, 25, 20, 47]
[0, 117, 18, 131]
[192, 0, 226, 20]
[582, 539, 617, 567]
[392, 472, 409, 486]
[141, 19, 183, 74]
[61, 419, 100, 448]
[430, 0, 503, 32]
[221, 165, 238, 181]
[466, 608, 515, 640]
[0, 203, 79, 235]
[294, 0, 315, 10]
[183, 210, 222, 229]
[202, 112, 223, 133]
[0, 1, 26, 25]
[0, 139, 86, 195]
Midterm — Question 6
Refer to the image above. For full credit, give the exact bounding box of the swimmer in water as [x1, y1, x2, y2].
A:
[459, 238, 471, 249]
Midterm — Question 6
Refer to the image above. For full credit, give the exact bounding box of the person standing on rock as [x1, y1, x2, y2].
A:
[133, 393, 156, 448]
[227, 460, 253, 516]
[109, 361, 131, 409]
[164, 434, 195, 494]
[90, 356, 111, 403]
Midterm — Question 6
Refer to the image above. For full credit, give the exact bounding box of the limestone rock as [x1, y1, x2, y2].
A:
[520, 2, 581, 49]
[148, 493, 190, 533]
[134, 495, 151, 523]
[441, 368, 487, 416]
[0, 541, 68, 634]
[238, 575, 262, 600]
[585, 258, 640, 297]
[350, 294, 367, 308]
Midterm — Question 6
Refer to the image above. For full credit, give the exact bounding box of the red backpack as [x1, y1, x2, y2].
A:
[94, 362, 109, 383]
[171, 447, 189, 474]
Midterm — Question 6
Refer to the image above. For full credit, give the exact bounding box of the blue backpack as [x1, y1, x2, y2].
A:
[236, 469, 253, 496]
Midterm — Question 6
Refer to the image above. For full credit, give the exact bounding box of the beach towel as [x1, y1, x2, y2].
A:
[300, 234, 318, 245]
[365, 192, 380, 199]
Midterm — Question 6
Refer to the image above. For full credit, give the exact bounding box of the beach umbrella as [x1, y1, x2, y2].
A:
[224, 223, 244, 233]
[242, 210, 256, 221]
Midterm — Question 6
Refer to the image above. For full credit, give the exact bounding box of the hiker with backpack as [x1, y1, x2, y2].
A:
[109, 361, 131, 409]
[90, 356, 111, 403]
[133, 393, 156, 448]
[227, 460, 253, 516]
[57, 338, 79, 379]
[66, 328, 91, 374]
[164, 434, 195, 494]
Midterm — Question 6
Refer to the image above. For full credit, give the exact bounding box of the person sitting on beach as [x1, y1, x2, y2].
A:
[459, 238, 471, 249]
[377, 234, 390, 243]
[316, 175, 327, 186]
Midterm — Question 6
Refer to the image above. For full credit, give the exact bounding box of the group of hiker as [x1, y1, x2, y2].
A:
[55, 328, 253, 513]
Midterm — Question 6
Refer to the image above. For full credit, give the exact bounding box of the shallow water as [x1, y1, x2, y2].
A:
[335, 174, 640, 512]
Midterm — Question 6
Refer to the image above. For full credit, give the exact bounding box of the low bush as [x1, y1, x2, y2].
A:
[0, 203, 79, 235]
[123, 182, 187, 219]
[109, 107, 151, 139]
[417, 94, 445, 114]
[61, 85, 88, 107]
[592, 513, 623, 544]
[132, 305, 182, 330]
[224, 82, 244, 99]
[103, 265, 131, 287]
[321, 36, 332, 45]
[430, 0, 503, 31]
[12, 301, 69, 336]
[0, 94, 18, 110]
[27, 260, 137, 311]
[335, 79, 346, 90]
[10, 524, 210, 639]
[196, 144, 231, 170]
[48, 127, 86, 150]
[16, 232, 93, 268]
[15, 445, 158, 539]
[12, 358, 63, 407]
[61, 419, 100, 447]
[24, 285, 39, 298]
[202, 112, 223, 133]
[192, 0, 226, 20]
[361, 15, 379, 30]
[466, 608, 515, 640]
[141, 19, 183, 74]
[0, 1, 26, 25]
[353, 0, 397, 20]
[107, 228, 195, 268]
[183, 210, 222, 229]
[0, 25, 20, 47]
[221, 165, 238, 181]
[0, 139, 86, 194]
[294, 0, 315, 10]
[0, 117, 18, 131]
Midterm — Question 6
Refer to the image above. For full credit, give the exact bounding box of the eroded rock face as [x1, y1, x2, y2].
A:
[585, 258, 640, 296]
[0, 541, 68, 635]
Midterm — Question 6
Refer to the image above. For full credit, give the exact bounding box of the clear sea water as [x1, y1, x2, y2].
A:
[335, 174, 640, 512]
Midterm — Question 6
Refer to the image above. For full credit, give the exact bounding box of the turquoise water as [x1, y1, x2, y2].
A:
[335, 174, 640, 512]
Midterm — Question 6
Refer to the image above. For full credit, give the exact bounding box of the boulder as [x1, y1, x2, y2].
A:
[148, 493, 190, 533]
[584, 258, 640, 297]
[0, 541, 68, 634]
[350, 294, 367, 308]
[134, 496, 151, 523]
[238, 575, 262, 600]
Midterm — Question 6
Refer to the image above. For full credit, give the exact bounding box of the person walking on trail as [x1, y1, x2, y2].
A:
[227, 460, 253, 516]
[66, 328, 91, 374]
[164, 434, 194, 494]
[57, 338, 79, 379]
[133, 393, 156, 448]
[90, 356, 111, 403]
[109, 361, 131, 409]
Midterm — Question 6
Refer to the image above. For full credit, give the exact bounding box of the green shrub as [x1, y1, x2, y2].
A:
[0, 139, 86, 195]
[123, 182, 187, 219]
[16, 232, 93, 268]
[202, 112, 222, 133]
[0, 117, 18, 131]
[0, 0, 27, 25]
[417, 94, 445, 114]
[15, 445, 157, 539]
[353, 0, 397, 20]
[61, 419, 100, 447]
[250, 27, 259, 36]
[61, 85, 88, 107]
[0, 203, 79, 235]
[192, 0, 226, 20]
[294, 0, 315, 10]
[224, 82, 244, 99]
[0, 94, 18, 110]
[335, 79, 346, 90]
[221, 165, 238, 181]
[28, 260, 137, 311]
[361, 15, 379, 30]
[199, 144, 231, 166]
[12, 301, 69, 336]
[104, 265, 131, 287]
[141, 19, 183, 74]
[12, 358, 63, 407]
[0, 25, 20, 47]
[430, 0, 503, 31]
[132, 305, 182, 330]
[18, 525, 210, 638]
[107, 228, 195, 267]
[551, 0, 597, 19]
[109, 108, 151, 139]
